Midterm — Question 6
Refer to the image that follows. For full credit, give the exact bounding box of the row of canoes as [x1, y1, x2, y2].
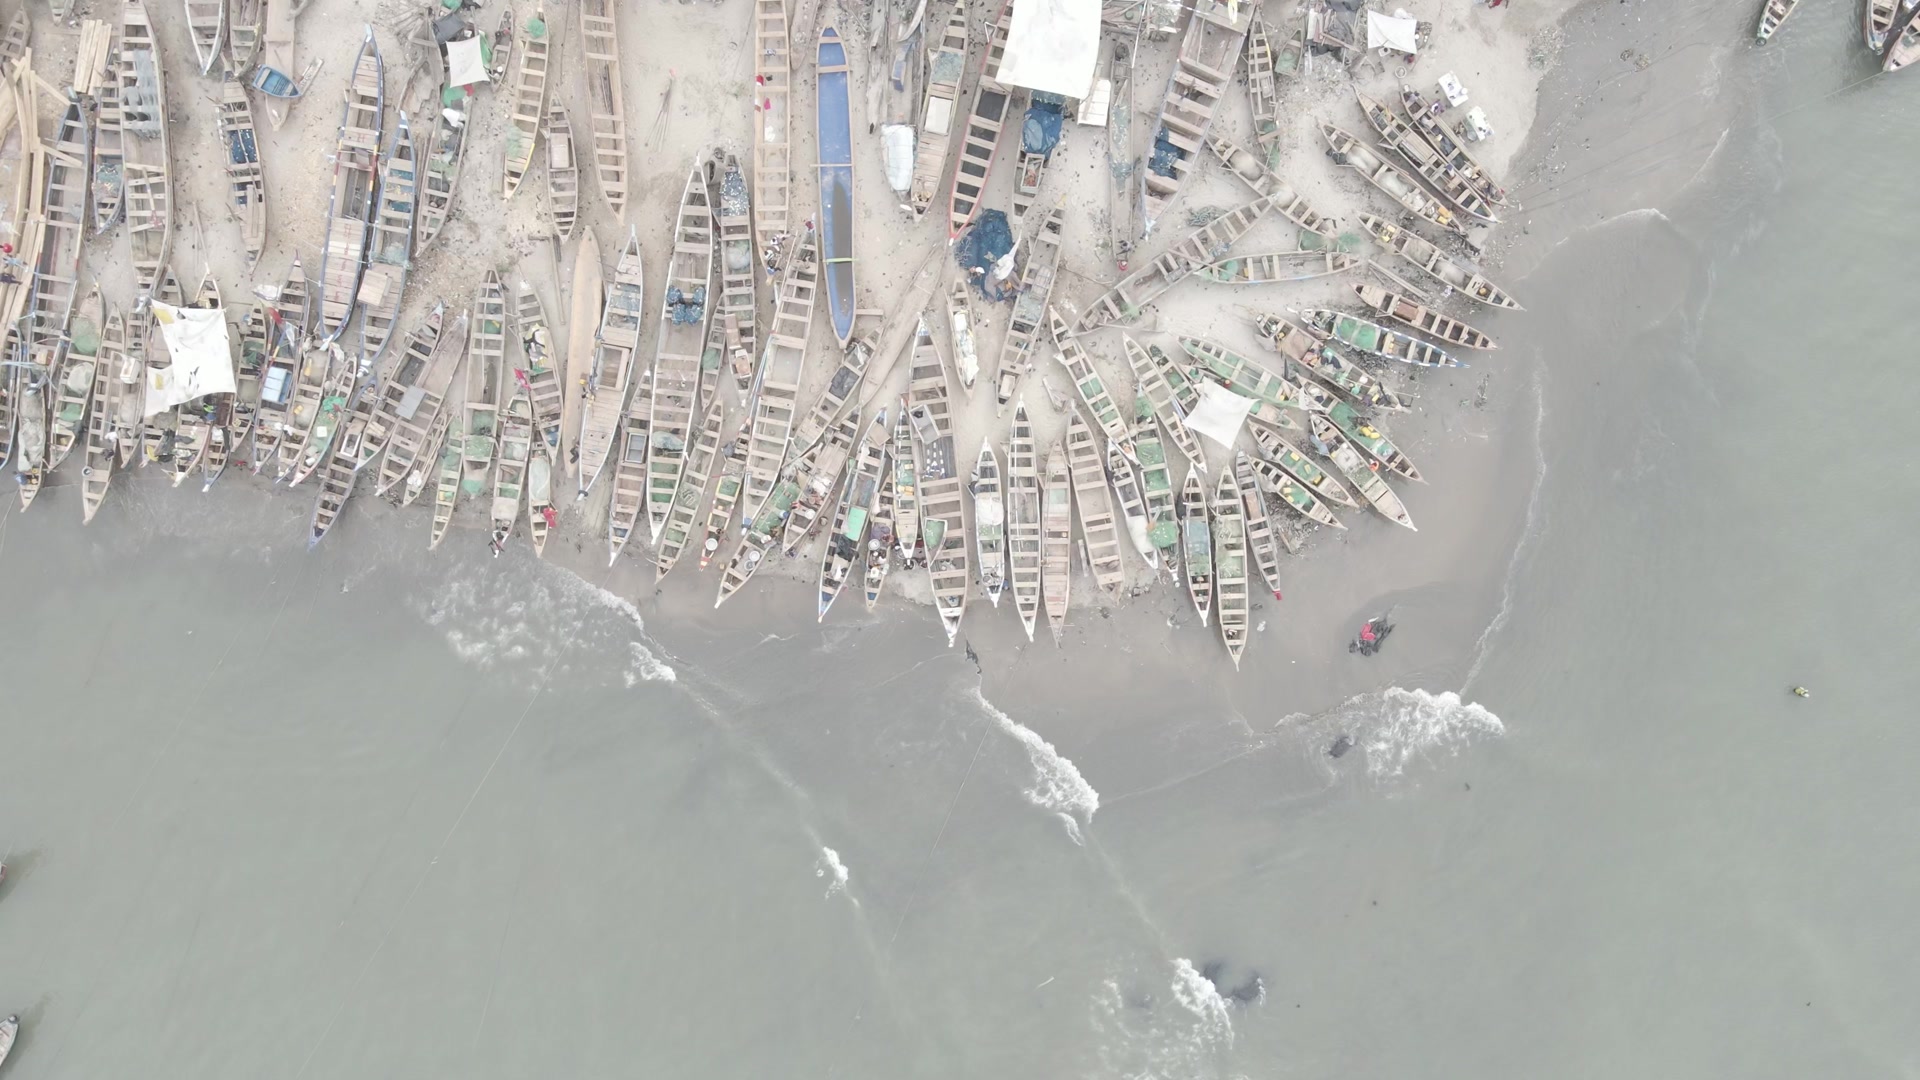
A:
[1762, 0, 1920, 69]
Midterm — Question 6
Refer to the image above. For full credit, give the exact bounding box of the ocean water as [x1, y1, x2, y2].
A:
[3, 2, 1918, 1076]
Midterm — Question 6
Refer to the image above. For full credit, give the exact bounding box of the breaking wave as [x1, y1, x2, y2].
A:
[1089, 959, 1237, 1079]
[815, 846, 850, 900]
[414, 562, 676, 688]
[1323, 687, 1506, 781]
[973, 687, 1099, 843]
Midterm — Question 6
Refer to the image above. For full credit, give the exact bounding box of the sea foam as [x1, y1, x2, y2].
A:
[1347, 687, 1506, 780]
[815, 846, 850, 899]
[973, 687, 1099, 844]
[415, 562, 676, 688]
[1089, 959, 1237, 1079]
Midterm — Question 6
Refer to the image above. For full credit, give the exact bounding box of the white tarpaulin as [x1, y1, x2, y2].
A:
[1185, 382, 1259, 449]
[997, 0, 1102, 99]
[1366, 10, 1419, 53]
[445, 35, 489, 88]
[144, 301, 235, 417]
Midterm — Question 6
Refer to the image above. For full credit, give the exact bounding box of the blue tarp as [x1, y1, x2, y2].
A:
[1022, 93, 1067, 156]
[1148, 129, 1182, 178]
[955, 211, 1015, 302]
[666, 285, 708, 325]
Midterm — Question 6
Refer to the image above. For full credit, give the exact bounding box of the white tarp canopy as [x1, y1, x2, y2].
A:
[1185, 382, 1259, 449]
[143, 301, 236, 417]
[997, 0, 1102, 99]
[445, 35, 489, 88]
[1366, 10, 1419, 53]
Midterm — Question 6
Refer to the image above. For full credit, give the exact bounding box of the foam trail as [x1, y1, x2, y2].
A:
[1465, 369, 1548, 690]
[973, 687, 1100, 843]
[1170, 958, 1236, 1048]
[815, 846, 852, 901]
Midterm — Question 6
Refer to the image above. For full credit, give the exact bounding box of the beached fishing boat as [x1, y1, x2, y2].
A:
[1246, 310, 1404, 411]
[562, 227, 601, 475]
[544, 105, 578, 240]
[1211, 467, 1249, 667]
[251, 264, 303, 472]
[309, 384, 376, 545]
[1107, 33, 1138, 271]
[441, 276, 504, 536]
[1006, 402, 1041, 639]
[714, 471, 793, 604]
[656, 396, 723, 581]
[947, 0, 1015, 238]
[229, 303, 265, 457]
[1050, 307, 1131, 448]
[1200, 135, 1337, 244]
[1356, 92, 1498, 224]
[1179, 470, 1212, 625]
[891, 399, 920, 565]
[1248, 451, 1342, 529]
[491, 387, 531, 551]
[947, 278, 982, 401]
[608, 368, 653, 561]
[699, 429, 748, 569]
[510, 281, 561, 462]
[973, 441, 1006, 606]
[13, 363, 46, 509]
[48, 290, 102, 473]
[1319, 124, 1462, 236]
[1352, 283, 1497, 350]
[428, 416, 464, 547]
[358, 113, 416, 364]
[406, 417, 452, 510]
[645, 161, 716, 544]
[783, 408, 860, 553]
[366, 305, 447, 472]
[1196, 250, 1357, 285]
[418, 87, 468, 252]
[503, 6, 553, 198]
[1245, 10, 1281, 166]
[790, 329, 875, 470]
[81, 310, 125, 522]
[1327, 400, 1422, 483]
[92, 52, 125, 237]
[527, 445, 555, 556]
[1140, 0, 1251, 236]
[1011, 90, 1068, 223]
[288, 348, 355, 486]
[488, 4, 514, 83]
[908, 316, 969, 643]
[1304, 308, 1465, 369]
[1883, 4, 1920, 69]
[18, 93, 90, 499]
[1359, 213, 1522, 310]
[1077, 193, 1273, 331]
[1180, 335, 1333, 415]
[1394, 85, 1508, 209]
[228, 0, 263, 70]
[0, 8, 29, 67]
[1144, 341, 1200, 414]
[907, 7, 966, 219]
[1129, 396, 1179, 566]
[186, 0, 226, 75]
[1250, 423, 1357, 509]
[1870, 0, 1901, 52]
[172, 272, 227, 489]
[256, 0, 298, 131]
[578, 0, 628, 215]
[1107, 438, 1155, 568]
[1121, 335, 1204, 474]
[752, 0, 792, 267]
[992, 204, 1064, 411]
[218, 77, 268, 269]
[315, 31, 384, 345]
[863, 454, 896, 609]
[712, 151, 757, 400]
[816, 27, 857, 346]
[1234, 451, 1283, 601]
[1309, 413, 1413, 530]
[1067, 409, 1127, 592]
[741, 227, 818, 519]
[820, 409, 887, 618]
[121, 2, 172, 297]
[1757, 0, 1800, 42]
[0, 335, 16, 475]
[577, 229, 644, 497]
[1041, 441, 1071, 642]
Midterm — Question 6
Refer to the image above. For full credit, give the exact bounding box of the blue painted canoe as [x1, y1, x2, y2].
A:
[816, 26, 856, 346]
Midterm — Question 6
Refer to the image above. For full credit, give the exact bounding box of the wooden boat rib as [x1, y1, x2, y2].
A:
[699, 429, 748, 569]
[315, 31, 383, 345]
[369, 305, 456, 495]
[862, 448, 896, 610]
[1320, 124, 1462, 237]
[908, 315, 969, 645]
[1757, 0, 1800, 42]
[1127, 397, 1178, 565]
[907, 7, 966, 219]
[419, 87, 469, 252]
[890, 399, 920, 565]
[580, 0, 629, 216]
[646, 161, 717, 545]
[946, 0, 1015, 239]
[752, 0, 792, 267]
[817, 27, 857, 347]
[1204, 135, 1338, 241]
[81, 309, 123, 523]
[973, 441, 1006, 606]
[1007, 401, 1041, 640]
[1356, 92, 1497, 224]
[1197, 250, 1357, 285]
[1140, 0, 1250, 237]
[740, 226, 818, 521]
[1245, 10, 1280, 167]
[1179, 470, 1211, 625]
[1212, 467, 1249, 668]
[657, 396, 724, 582]
[121, 1, 173, 298]
[576, 228, 644, 497]
[1107, 33, 1138, 272]
[218, 77, 268, 269]
[0, 9, 29, 67]
[186, 0, 226, 76]
[1066, 409, 1126, 593]
[1048, 307, 1131, 449]
[988, 206, 1063, 411]
[1120, 334, 1204, 473]
[359, 111, 417, 364]
[819, 409, 888, 619]
[1352, 283, 1497, 350]
[49, 290, 102, 473]
[228, 0, 264, 70]
[545, 105, 578, 241]
[1309, 413, 1413, 530]
[512, 280, 562, 464]
[1250, 422, 1356, 510]
[1144, 340, 1199, 415]
[1106, 438, 1155, 568]
[1234, 451, 1283, 601]
[1359, 213, 1521, 310]
[562, 227, 602, 478]
[1395, 85, 1507, 208]
[92, 45, 126, 237]
[491, 387, 532, 551]
[712, 151, 757, 399]
[1247, 309, 1404, 411]
[503, 7, 553, 198]
[1041, 440, 1072, 643]
[1304, 308, 1465, 369]
[1077, 192, 1273, 331]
